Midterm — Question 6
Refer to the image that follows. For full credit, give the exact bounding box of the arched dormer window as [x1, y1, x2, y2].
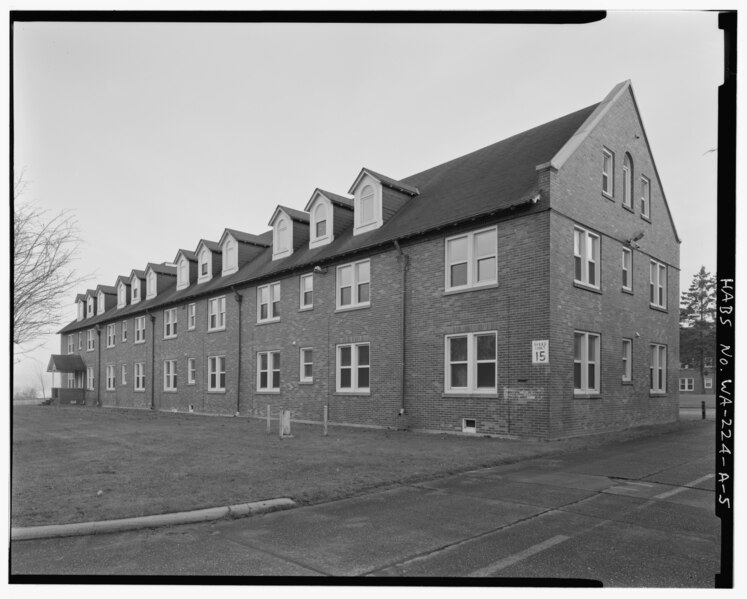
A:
[117, 283, 126, 308]
[87, 296, 95, 317]
[77, 300, 85, 321]
[276, 217, 289, 252]
[97, 291, 105, 314]
[177, 257, 189, 289]
[359, 185, 375, 226]
[225, 239, 236, 271]
[198, 247, 211, 283]
[146, 270, 157, 299]
[351, 176, 383, 236]
[622, 153, 633, 210]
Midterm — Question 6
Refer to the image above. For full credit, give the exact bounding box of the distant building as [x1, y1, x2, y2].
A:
[49, 81, 680, 438]
[678, 356, 716, 395]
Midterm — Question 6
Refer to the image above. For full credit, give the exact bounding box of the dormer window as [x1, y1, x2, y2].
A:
[198, 247, 211, 283]
[117, 283, 126, 309]
[87, 297, 94, 317]
[146, 270, 157, 300]
[132, 284, 139, 302]
[177, 255, 190, 290]
[359, 185, 375, 225]
[272, 214, 292, 260]
[77, 300, 84, 321]
[97, 291, 105, 315]
[315, 203, 327, 238]
[351, 174, 383, 235]
[307, 192, 336, 249]
[223, 238, 237, 276]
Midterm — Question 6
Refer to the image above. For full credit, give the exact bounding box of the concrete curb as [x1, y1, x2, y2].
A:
[11, 498, 296, 542]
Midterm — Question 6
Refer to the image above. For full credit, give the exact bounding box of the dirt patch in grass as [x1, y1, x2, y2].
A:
[11, 406, 700, 527]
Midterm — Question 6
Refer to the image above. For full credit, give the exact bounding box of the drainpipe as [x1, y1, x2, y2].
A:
[232, 287, 243, 416]
[95, 325, 102, 407]
[147, 311, 156, 410]
[393, 240, 409, 420]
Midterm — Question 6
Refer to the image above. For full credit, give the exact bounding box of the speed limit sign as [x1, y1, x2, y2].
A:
[532, 340, 549, 364]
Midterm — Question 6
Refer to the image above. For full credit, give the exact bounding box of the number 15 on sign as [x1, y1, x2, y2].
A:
[532, 340, 549, 364]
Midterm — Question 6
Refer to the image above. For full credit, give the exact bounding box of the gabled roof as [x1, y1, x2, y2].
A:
[174, 249, 197, 263]
[146, 262, 177, 276]
[47, 354, 86, 373]
[195, 239, 221, 254]
[75, 293, 87, 302]
[304, 188, 355, 211]
[130, 269, 145, 280]
[84, 289, 96, 298]
[219, 228, 272, 248]
[269, 205, 310, 226]
[348, 168, 420, 196]
[96, 285, 117, 295]
[115, 275, 131, 287]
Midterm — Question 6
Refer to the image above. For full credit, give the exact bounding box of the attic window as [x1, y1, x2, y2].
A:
[198, 247, 211, 282]
[272, 214, 292, 260]
[132, 284, 139, 300]
[117, 284, 126, 308]
[146, 270, 157, 299]
[177, 257, 189, 289]
[353, 178, 382, 236]
[359, 185, 375, 225]
[97, 292, 105, 314]
[87, 297, 94, 317]
[223, 238, 237, 275]
[315, 203, 327, 238]
[77, 301, 85, 321]
[309, 198, 333, 249]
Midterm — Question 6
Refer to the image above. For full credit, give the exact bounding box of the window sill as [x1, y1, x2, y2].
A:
[299, 380, 314, 385]
[334, 391, 370, 396]
[443, 282, 499, 297]
[299, 306, 314, 312]
[188, 327, 196, 332]
[574, 392, 601, 399]
[573, 281, 602, 294]
[207, 389, 226, 394]
[106, 345, 115, 349]
[649, 304, 668, 313]
[163, 389, 177, 394]
[335, 303, 370, 314]
[187, 382, 195, 386]
[207, 326, 227, 333]
[622, 287, 634, 295]
[602, 191, 614, 201]
[163, 336, 177, 341]
[256, 319, 280, 326]
[622, 204, 635, 213]
[649, 392, 668, 398]
[134, 389, 145, 393]
[641, 215, 651, 223]
[134, 341, 146, 345]
[256, 390, 281, 395]
[621, 380, 633, 386]
[442, 392, 499, 398]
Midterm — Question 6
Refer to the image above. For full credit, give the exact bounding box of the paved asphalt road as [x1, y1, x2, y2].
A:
[11, 419, 720, 586]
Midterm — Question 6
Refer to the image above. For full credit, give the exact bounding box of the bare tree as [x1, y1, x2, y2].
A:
[13, 170, 83, 353]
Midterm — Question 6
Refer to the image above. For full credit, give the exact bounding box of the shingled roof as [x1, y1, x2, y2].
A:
[59, 98, 603, 334]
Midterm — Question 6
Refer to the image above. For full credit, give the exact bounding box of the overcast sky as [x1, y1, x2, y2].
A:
[11, 11, 723, 390]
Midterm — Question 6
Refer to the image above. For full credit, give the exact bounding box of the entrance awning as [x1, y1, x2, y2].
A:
[47, 354, 86, 373]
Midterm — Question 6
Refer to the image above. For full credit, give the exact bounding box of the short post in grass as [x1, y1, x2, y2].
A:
[702, 401, 706, 420]
[279, 409, 293, 439]
[323, 405, 328, 436]
[266, 404, 271, 434]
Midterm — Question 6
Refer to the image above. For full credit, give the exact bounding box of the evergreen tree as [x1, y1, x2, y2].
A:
[679, 266, 716, 386]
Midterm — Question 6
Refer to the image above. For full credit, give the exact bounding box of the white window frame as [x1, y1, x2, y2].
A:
[187, 358, 196, 385]
[704, 377, 713, 389]
[574, 226, 600, 289]
[336, 343, 370, 393]
[106, 365, 115, 391]
[188, 303, 196, 330]
[309, 198, 333, 248]
[257, 283, 280, 323]
[444, 226, 498, 292]
[649, 259, 667, 309]
[622, 247, 633, 291]
[97, 291, 105, 315]
[208, 296, 226, 331]
[131, 280, 140, 304]
[121, 363, 128, 386]
[134, 362, 145, 391]
[177, 255, 190, 290]
[67, 334, 74, 354]
[257, 351, 280, 392]
[163, 359, 177, 391]
[106, 323, 116, 348]
[704, 357, 714, 368]
[208, 355, 226, 392]
[77, 300, 85, 321]
[444, 332, 497, 394]
[602, 148, 614, 197]
[198, 247, 211, 283]
[163, 307, 178, 339]
[78, 331, 83, 350]
[336, 259, 371, 310]
[640, 175, 650, 219]
[121, 320, 128, 342]
[574, 331, 601, 395]
[86, 366, 95, 391]
[650, 344, 667, 393]
[353, 179, 383, 235]
[300, 347, 313, 383]
[622, 338, 632, 382]
[679, 378, 694, 392]
[299, 273, 313, 310]
[622, 153, 633, 209]
[273, 214, 293, 260]
[117, 283, 126, 308]
[135, 316, 146, 344]
[146, 269, 157, 300]
[222, 237, 238, 275]
[87, 297, 95, 317]
[86, 329, 95, 352]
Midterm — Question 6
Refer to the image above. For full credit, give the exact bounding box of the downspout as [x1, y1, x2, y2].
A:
[232, 287, 243, 416]
[147, 311, 156, 410]
[393, 240, 409, 421]
[95, 325, 102, 407]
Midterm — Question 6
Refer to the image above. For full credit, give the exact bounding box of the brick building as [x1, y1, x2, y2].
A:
[49, 80, 680, 439]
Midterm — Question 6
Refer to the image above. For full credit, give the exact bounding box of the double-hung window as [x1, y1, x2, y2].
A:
[641, 176, 650, 219]
[622, 247, 633, 291]
[574, 331, 600, 394]
[574, 227, 600, 288]
[650, 344, 667, 393]
[78, 332, 83, 350]
[208, 356, 225, 392]
[106, 365, 115, 390]
[300, 274, 313, 310]
[135, 316, 146, 343]
[106, 324, 116, 348]
[300, 348, 313, 383]
[208, 296, 226, 330]
[704, 377, 713, 389]
[164, 308, 178, 339]
[445, 332, 497, 394]
[121, 364, 128, 386]
[445, 227, 497, 292]
[67, 335, 74, 354]
[188, 303, 196, 330]
[257, 284, 280, 322]
[134, 363, 145, 391]
[649, 260, 667, 309]
[187, 358, 196, 385]
[679, 378, 694, 392]
[337, 343, 370, 393]
[163, 360, 177, 391]
[622, 153, 633, 209]
[602, 148, 614, 196]
[622, 338, 632, 382]
[122, 320, 128, 342]
[87, 329, 95, 351]
[257, 351, 280, 392]
[337, 260, 370, 309]
[86, 367, 95, 390]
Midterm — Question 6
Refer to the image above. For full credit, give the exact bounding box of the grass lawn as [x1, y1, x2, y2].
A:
[12, 405, 691, 527]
